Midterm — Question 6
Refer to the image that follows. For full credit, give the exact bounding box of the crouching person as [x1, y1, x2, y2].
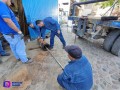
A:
[57, 45, 93, 90]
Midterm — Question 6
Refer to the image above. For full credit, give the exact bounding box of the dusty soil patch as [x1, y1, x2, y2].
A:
[34, 51, 49, 62]
[0, 65, 31, 90]
[0, 51, 49, 90]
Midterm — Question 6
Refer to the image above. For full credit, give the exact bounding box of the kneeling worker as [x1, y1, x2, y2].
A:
[57, 45, 93, 90]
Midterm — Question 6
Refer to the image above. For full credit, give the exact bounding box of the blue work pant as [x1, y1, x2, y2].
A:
[57, 75, 80, 90]
[50, 31, 66, 48]
[0, 40, 6, 55]
[57, 75, 65, 88]
[3, 34, 28, 63]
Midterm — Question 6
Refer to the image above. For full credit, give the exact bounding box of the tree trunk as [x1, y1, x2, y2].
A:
[17, 0, 28, 35]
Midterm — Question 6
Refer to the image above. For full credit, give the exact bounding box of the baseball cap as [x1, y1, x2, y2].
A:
[65, 45, 82, 59]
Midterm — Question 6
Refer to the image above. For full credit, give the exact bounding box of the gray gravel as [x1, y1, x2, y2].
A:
[60, 25, 120, 90]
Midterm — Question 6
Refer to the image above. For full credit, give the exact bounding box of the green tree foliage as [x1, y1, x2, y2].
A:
[79, 0, 120, 8]
[100, 0, 120, 8]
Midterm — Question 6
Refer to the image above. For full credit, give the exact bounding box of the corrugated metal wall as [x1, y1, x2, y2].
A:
[22, 0, 58, 22]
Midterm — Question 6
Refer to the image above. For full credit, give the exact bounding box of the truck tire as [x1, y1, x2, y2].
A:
[111, 36, 120, 57]
[103, 30, 120, 52]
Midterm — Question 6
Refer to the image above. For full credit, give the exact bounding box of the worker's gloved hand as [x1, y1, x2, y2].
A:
[39, 38, 47, 44]
[57, 30, 60, 34]
[19, 33, 24, 39]
[18, 31, 24, 39]
[42, 40, 47, 45]
[40, 38, 44, 44]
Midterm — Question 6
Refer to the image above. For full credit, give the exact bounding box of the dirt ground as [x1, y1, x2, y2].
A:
[0, 25, 120, 90]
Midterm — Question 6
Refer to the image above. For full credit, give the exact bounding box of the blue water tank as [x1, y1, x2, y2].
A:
[22, 0, 58, 40]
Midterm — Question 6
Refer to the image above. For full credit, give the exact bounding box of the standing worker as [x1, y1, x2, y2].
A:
[36, 17, 66, 50]
[0, 0, 32, 64]
[57, 45, 93, 90]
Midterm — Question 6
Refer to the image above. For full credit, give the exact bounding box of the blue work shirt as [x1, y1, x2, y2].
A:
[43, 17, 60, 31]
[40, 17, 60, 39]
[58, 56, 93, 90]
[32, 22, 41, 36]
[28, 22, 47, 39]
[33, 22, 46, 39]
[0, 1, 20, 34]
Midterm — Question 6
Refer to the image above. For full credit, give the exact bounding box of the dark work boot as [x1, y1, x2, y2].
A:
[63, 45, 66, 49]
[49, 47, 53, 50]
[17, 57, 31, 62]
[1, 53, 10, 56]
[23, 58, 33, 64]
[17, 59, 21, 61]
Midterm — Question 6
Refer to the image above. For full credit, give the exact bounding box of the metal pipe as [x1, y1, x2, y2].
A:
[36, 43, 70, 77]
[45, 47, 70, 77]
[73, 0, 108, 6]
[29, 41, 65, 71]
[45, 47, 64, 70]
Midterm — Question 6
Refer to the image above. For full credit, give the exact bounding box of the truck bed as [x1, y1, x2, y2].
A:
[69, 16, 120, 29]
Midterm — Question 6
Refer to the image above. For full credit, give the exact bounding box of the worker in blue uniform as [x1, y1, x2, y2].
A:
[28, 22, 47, 45]
[36, 17, 66, 50]
[57, 45, 93, 90]
[0, 0, 32, 64]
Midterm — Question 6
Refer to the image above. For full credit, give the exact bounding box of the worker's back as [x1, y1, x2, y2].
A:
[43, 17, 60, 31]
[62, 55, 93, 90]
